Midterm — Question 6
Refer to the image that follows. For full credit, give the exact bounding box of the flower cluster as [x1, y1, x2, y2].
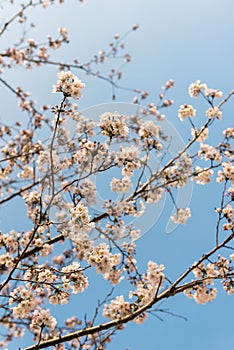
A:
[30, 308, 57, 330]
[129, 261, 165, 305]
[138, 120, 160, 139]
[192, 166, 213, 185]
[52, 71, 85, 99]
[86, 243, 121, 275]
[37, 150, 60, 173]
[17, 166, 34, 179]
[103, 261, 164, 322]
[144, 186, 164, 204]
[223, 127, 234, 139]
[115, 146, 140, 176]
[198, 143, 222, 163]
[217, 162, 234, 184]
[61, 261, 89, 294]
[9, 287, 39, 319]
[75, 114, 96, 136]
[188, 80, 208, 98]
[72, 233, 93, 260]
[72, 139, 110, 173]
[206, 106, 222, 120]
[185, 285, 217, 304]
[110, 176, 132, 193]
[104, 199, 145, 218]
[216, 204, 234, 231]
[163, 154, 192, 188]
[191, 127, 209, 142]
[99, 112, 129, 138]
[171, 208, 191, 224]
[74, 179, 97, 205]
[103, 295, 131, 320]
[48, 291, 70, 305]
[178, 104, 196, 121]
[0, 252, 14, 270]
[1, 230, 20, 254]
[189, 80, 223, 99]
[24, 266, 57, 285]
[105, 223, 140, 241]
[70, 203, 94, 234]
[22, 190, 41, 222]
[185, 257, 233, 303]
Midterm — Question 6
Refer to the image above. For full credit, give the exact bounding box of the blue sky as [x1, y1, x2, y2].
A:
[1, 1, 234, 349]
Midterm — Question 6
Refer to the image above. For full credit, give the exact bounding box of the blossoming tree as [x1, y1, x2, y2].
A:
[0, 1, 233, 349]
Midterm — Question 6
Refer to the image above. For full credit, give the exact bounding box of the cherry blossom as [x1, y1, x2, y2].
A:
[0, 2, 234, 349]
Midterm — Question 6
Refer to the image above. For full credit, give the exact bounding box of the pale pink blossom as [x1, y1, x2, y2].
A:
[188, 80, 207, 98]
[138, 120, 160, 139]
[206, 106, 222, 120]
[178, 104, 196, 121]
[31, 308, 57, 330]
[103, 295, 131, 320]
[110, 176, 132, 193]
[198, 143, 222, 163]
[191, 127, 209, 142]
[217, 162, 234, 184]
[192, 166, 213, 185]
[99, 112, 129, 137]
[52, 71, 85, 99]
[171, 208, 191, 224]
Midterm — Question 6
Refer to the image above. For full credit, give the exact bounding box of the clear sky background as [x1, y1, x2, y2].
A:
[1, 1, 234, 349]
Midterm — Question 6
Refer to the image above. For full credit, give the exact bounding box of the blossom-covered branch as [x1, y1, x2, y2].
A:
[0, 2, 234, 350]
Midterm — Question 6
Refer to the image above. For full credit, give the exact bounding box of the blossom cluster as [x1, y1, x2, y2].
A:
[72, 178, 97, 205]
[189, 80, 223, 99]
[216, 204, 234, 231]
[103, 261, 164, 322]
[217, 162, 234, 184]
[110, 176, 132, 193]
[52, 71, 85, 99]
[198, 143, 222, 162]
[31, 308, 57, 330]
[72, 139, 110, 173]
[178, 81, 223, 123]
[86, 243, 121, 275]
[206, 106, 222, 120]
[76, 114, 96, 136]
[185, 256, 233, 303]
[70, 203, 95, 234]
[192, 166, 214, 185]
[22, 190, 41, 222]
[184, 285, 217, 304]
[61, 261, 89, 294]
[104, 199, 145, 218]
[163, 153, 192, 188]
[99, 112, 129, 138]
[129, 261, 165, 305]
[115, 145, 141, 176]
[188, 80, 208, 98]
[103, 295, 131, 320]
[191, 127, 209, 142]
[1, 62, 234, 350]
[178, 104, 196, 121]
[143, 186, 164, 204]
[171, 208, 191, 224]
[223, 127, 234, 139]
[9, 287, 40, 319]
[138, 120, 160, 139]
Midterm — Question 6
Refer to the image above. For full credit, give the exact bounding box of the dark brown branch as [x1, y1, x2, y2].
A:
[0, 181, 40, 205]
[0, 1, 33, 37]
